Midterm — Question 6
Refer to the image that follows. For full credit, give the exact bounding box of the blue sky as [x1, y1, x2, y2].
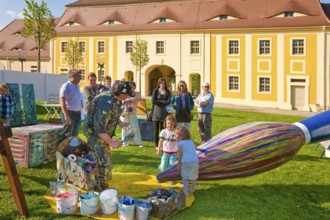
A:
[0, 0, 73, 30]
[1, 0, 330, 30]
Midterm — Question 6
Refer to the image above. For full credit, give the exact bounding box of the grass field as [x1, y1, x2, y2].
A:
[0, 101, 329, 219]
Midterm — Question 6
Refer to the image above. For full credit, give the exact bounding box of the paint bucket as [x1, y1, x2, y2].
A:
[118, 196, 135, 220]
[55, 191, 78, 214]
[99, 188, 118, 215]
[79, 192, 99, 215]
[136, 200, 152, 220]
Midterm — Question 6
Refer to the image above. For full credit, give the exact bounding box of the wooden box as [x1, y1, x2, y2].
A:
[8, 124, 64, 168]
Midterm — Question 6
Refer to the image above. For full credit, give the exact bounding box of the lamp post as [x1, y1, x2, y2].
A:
[97, 56, 105, 84]
[18, 52, 26, 72]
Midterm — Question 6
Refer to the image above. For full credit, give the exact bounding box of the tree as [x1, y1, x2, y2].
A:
[65, 39, 84, 69]
[130, 39, 149, 93]
[21, 0, 56, 73]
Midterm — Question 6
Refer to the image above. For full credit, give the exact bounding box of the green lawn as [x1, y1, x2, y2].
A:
[0, 102, 329, 219]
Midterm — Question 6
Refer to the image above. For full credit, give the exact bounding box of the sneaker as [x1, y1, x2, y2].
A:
[139, 145, 144, 148]
[168, 181, 174, 185]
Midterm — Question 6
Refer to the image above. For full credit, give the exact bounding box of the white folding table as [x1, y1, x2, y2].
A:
[39, 103, 62, 119]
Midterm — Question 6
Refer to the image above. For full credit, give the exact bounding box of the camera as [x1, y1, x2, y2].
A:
[128, 107, 133, 112]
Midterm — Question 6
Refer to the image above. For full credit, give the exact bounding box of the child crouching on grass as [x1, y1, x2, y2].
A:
[175, 126, 199, 197]
[157, 115, 177, 184]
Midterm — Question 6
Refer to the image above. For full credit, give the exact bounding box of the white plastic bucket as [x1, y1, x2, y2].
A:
[55, 191, 78, 214]
[99, 188, 118, 214]
[79, 192, 99, 215]
[136, 200, 152, 220]
[118, 196, 135, 220]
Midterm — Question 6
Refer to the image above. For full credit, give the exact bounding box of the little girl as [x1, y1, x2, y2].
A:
[175, 126, 199, 197]
[121, 81, 143, 147]
[157, 115, 178, 183]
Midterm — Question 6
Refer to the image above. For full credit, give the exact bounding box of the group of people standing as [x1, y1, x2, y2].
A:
[59, 70, 214, 194]
[150, 78, 214, 146]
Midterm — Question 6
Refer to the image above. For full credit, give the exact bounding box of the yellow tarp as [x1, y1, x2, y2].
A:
[45, 172, 195, 219]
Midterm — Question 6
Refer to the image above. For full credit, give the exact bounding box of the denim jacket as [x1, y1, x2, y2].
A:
[170, 92, 194, 113]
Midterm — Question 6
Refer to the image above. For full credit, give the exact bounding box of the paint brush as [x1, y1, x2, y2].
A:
[157, 110, 330, 181]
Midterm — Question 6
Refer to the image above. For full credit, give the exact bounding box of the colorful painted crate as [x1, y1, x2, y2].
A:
[8, 124, 63, 168]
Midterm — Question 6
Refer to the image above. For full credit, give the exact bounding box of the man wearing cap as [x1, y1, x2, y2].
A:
[195, 82, 214, 143]
[84, 80, 134, 192]
[59, 69, 83, 141]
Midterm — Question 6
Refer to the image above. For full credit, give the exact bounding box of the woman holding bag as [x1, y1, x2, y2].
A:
[170, 80, 194, 130]
[151, 78, 171, 147]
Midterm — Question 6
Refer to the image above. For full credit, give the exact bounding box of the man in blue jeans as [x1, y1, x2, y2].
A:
[194, 82, 214, 143]
[60, 69, 83, 140]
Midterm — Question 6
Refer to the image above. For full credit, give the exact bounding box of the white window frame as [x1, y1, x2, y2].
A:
[258, 39, 271, 56]
[291, 38, 306, 56]
[79, 41, 86, 54]
[227, 75, 240, 92]
[61, 41, 67, 53]
[156, 41, 165, 54]
[97, 41, 105, 54]
[228, 39, 240, 55]
[126, 41, 133, 53]
[190, 40, 200, 55]
[257, 76, 272, 94]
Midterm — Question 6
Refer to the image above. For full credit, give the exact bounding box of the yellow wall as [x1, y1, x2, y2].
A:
[210, 36, 216, 95]
[113, 37, 118, 81]
[284, 34, 317, 103]
[251, 35, 278, 101]
[221, 35, 246, 99]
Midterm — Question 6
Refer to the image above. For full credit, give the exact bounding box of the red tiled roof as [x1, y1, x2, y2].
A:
[0, 19, 59, 59]
[56, 0, 330, 34]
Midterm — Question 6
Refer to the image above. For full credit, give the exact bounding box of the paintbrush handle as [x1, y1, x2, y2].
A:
[296, 110, 330, 144]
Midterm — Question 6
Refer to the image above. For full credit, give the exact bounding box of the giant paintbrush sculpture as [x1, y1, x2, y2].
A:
[157, 110, 330, 181]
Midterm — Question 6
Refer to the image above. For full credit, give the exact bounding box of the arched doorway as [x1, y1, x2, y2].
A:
[190, 73, 201, 98]
[124, 70, 134, 82]
[145, 65, 175, 95]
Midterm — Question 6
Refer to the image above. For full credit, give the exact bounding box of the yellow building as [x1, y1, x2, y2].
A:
[50, 0, 330, 111]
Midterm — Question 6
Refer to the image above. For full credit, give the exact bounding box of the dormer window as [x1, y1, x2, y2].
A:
[219, 15, 228, 20]
[69, 22, 75, 26]
[284, 11, 294, 17]
[209, 15, 237, 21]
[101, 20, 123, 25]
[151, 17, 175, 23]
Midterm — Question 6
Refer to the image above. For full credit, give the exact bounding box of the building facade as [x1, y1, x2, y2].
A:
[3, 0, 330, 111]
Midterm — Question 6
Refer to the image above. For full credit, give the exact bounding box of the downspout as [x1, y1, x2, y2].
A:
[324, 26, 329, 108]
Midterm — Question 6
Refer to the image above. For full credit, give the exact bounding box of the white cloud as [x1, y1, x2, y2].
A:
[18, 12, 24, 19]
[5, 10, 18, 18]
